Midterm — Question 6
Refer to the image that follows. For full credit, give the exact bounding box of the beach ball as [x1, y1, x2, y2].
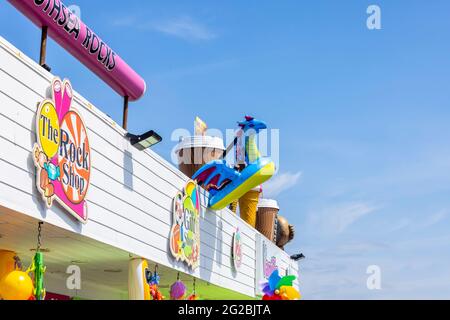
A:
[0, 271, 34, 300]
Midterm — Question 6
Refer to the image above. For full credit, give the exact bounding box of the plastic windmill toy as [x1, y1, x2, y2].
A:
[261, 269, 301, 301]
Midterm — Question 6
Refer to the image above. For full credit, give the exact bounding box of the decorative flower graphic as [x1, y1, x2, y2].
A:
[169, 181, 201, 269]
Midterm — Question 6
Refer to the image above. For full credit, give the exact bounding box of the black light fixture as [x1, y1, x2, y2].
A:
[127, 131, 162, 151]
[290, 253, 306, 261]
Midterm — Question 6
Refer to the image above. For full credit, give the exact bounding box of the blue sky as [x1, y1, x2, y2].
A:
[2, 0, 450, 299]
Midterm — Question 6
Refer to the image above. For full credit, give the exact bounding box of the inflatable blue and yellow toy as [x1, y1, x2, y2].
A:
[193, 116, 275, 211]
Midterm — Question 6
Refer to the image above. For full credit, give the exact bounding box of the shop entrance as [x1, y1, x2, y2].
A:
[0, 207, 253, 300]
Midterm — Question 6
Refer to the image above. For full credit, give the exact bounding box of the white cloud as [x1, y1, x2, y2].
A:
[301, 241, 450, 299]
[152, 16, 216, 41]
[309, 202, 378, 235]
[111, 16, 137, 27]
[422, 209, 448, 228]
[111, 15, 216, 42]
[262, 171, 302, 198]
[153, 59, 238, 80]
[382, 209, 449, 233]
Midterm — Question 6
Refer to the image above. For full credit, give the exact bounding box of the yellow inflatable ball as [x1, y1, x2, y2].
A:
[0, 271, 34, 300]
[0, 250, 21, 281]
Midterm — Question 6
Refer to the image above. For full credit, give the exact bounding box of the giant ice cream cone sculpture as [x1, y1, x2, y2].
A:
[176, 136, 225, 178]
[256, 199, 279, 243]
[238, 187, 261, 228]
[176, 117, 225, 179]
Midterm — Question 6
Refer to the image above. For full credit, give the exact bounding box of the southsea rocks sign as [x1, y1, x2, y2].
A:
[8, 0, 146, 101]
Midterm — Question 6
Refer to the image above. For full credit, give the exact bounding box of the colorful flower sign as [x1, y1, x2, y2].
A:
[169, 181, 201, 269]
[232, 228, 243, 271]
[33, 78, 90, 223]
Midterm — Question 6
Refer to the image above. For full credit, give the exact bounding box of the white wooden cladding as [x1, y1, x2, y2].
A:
[0, 36, 298, 298]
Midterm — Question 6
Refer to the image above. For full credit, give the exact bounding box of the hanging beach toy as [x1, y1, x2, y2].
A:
[149, 264, 164, 300]
[27, 222, 47, 301]
[170, 272, 186, 300]
[187, 277, 199, 300]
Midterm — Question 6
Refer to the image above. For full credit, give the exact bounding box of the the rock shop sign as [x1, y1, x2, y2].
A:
[33, 77, 90, 223]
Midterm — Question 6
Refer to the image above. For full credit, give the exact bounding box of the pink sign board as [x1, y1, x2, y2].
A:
[8, 0, 146, 101]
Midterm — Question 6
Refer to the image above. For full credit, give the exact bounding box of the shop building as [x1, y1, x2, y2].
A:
[0, 35, 299, 300]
